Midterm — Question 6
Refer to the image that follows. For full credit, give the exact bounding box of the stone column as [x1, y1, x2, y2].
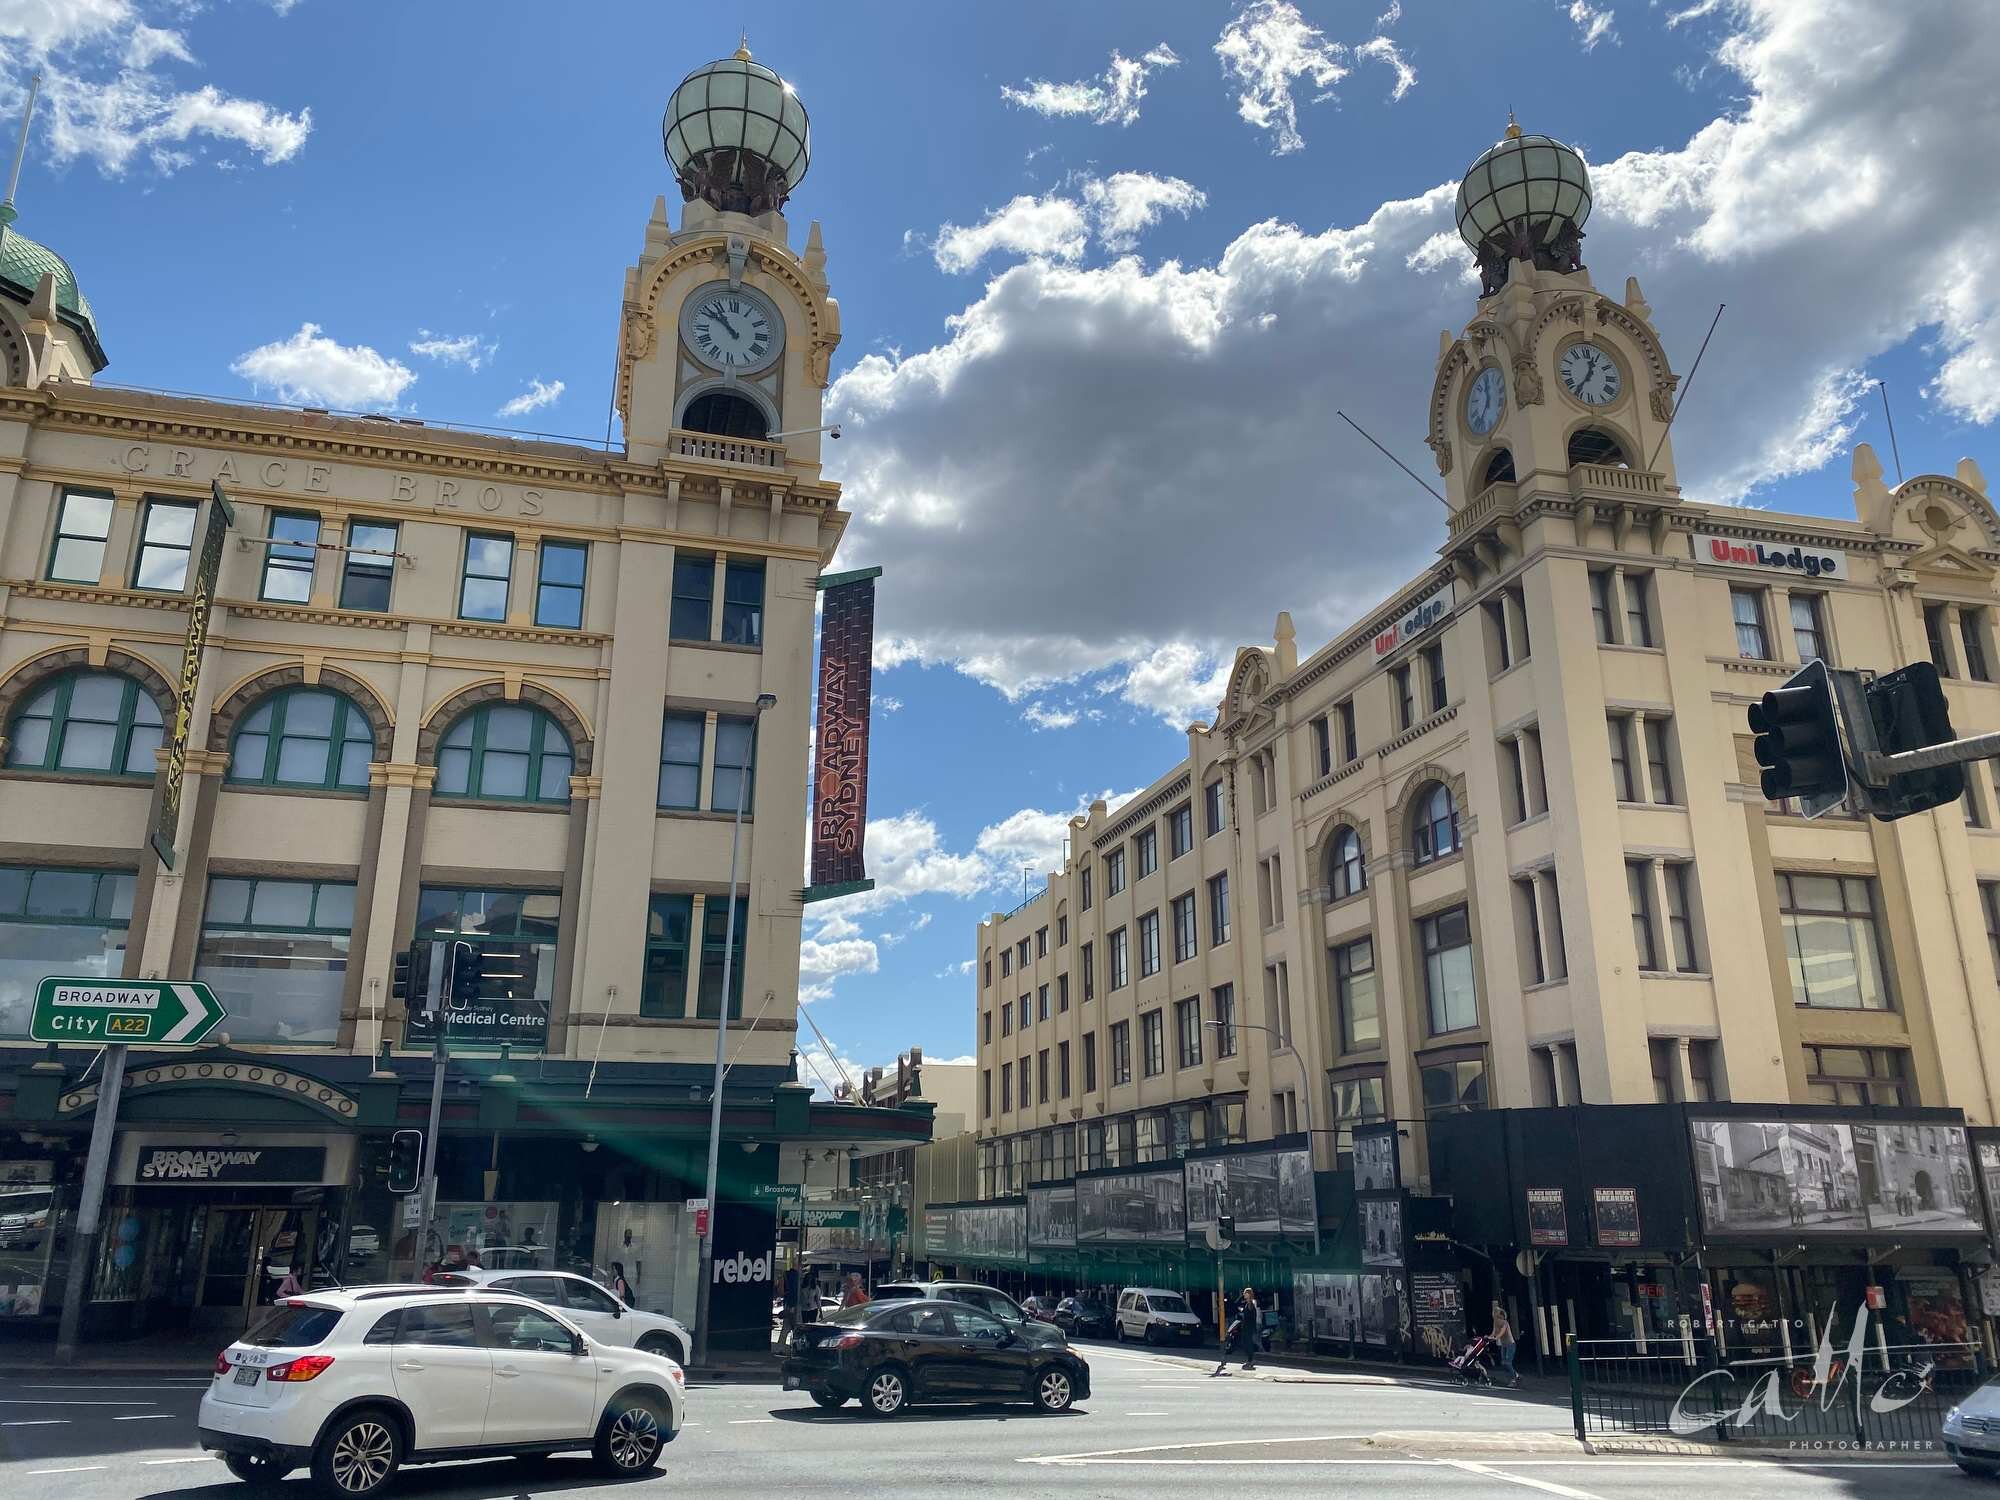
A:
[335, 770, 394, 1049]
[545, 775, 597, 1053]
[165, 751, 232, 975]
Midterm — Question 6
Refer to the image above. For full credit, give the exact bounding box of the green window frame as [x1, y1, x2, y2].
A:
[535, 540, 587, 629]
[340, 521, 398, 612]
[4, 671, 163, 778]
[459, 532, 513, 621]
[227, 688, 375, 791]
[642, 893, 694, 1016]
[658, 711, 704, 809]
[670, 553, 715, 641]
[415, 886, 561, 1046]
[0, 866, 135, 1037]
[195, 876, 355, 1046]
[711, 714, 756, 814]
[434, 704, 573, 803]
[696, 894, 749, 1020]
[720, 559, 764, 646]
[133, 498, 198, 592]
[261, 511, 320, 603]
[48, 488, 114, 583]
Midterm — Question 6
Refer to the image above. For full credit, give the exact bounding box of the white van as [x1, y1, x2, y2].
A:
[1114, 1286, 1206, 1346]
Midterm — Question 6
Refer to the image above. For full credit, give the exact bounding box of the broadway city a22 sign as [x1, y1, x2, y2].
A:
[30, 978, 226, 1046]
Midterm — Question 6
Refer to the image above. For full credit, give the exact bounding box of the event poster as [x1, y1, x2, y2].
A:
[1594, 1187, 1642, 1247]
[1411, 1271, 1465, 1360]
[1527, 1187, 1568, 1247]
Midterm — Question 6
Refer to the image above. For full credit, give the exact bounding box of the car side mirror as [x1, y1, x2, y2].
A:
[612, 1304, 622, 1319]
[571, 1335, 588, 1357]
[999, 1329, 1018, 1348]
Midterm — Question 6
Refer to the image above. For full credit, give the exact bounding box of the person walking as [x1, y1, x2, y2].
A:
[610, 1261, 634, 1303]
[1212, 1286, 1261, 1375]
[1491, 1301, 1518, 1387]
[842, 1271, 870, 1308]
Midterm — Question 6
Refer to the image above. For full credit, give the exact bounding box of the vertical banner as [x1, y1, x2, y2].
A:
[152, 481, 234, 868]
[805, 566, 880, 900]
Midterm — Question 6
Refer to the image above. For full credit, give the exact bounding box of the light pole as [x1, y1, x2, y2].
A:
[1206, 1017, 1320, 1253]
[692, 690, 776, 1370]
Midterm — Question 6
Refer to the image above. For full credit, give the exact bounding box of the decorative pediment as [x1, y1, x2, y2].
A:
[1902, 542, 1995, 582]
[1891, 472, 2000, 552]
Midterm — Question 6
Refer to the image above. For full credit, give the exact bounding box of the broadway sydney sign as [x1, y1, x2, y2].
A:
[807, 567, 879, 895]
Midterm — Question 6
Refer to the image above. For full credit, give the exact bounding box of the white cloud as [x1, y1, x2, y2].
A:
[1082, 172, 1208, 252]
[872, 694, 904, 714]
[932, 193, 1089, 273]
[938, 959, 976, 979]
[878, 911, 933, 947]
[1214, 0, 1352, 154]
[409, 331, 497, 371]
[1001, 41, 1180, 127]
[230, 324, 416, 408]
[1567, 0, 1619, 50]
[1023, 701, 1079, 731]
[497, 378, 565, 418]
[122, 22, 190, 67]
[829, 0, 2000, 724]
[798, 935, 881, 985]
[1355, 35, 1417, 101]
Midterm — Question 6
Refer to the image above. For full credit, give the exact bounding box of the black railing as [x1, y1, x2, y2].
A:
[1569, 1333, 1983, 1449]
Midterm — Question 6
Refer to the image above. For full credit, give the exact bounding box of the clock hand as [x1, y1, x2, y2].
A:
[705, 303, 740, 339]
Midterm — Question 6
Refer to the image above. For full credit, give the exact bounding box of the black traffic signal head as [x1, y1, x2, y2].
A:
[448, 940, 482, 1011]
[1863, 661, 1965, 820]
[390, 947, 415, 1004]
[1748, 658, 1848, 813]
[387, 1128, 423, 1195]
[1218, 1213, 1235, 1238]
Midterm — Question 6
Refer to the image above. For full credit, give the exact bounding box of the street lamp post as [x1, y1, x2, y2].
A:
[692, 690, 777, 1370]
[1206, 1017, 1320, 1253]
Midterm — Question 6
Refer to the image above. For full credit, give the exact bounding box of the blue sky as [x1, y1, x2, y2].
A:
[9, 1, 2000, 1089]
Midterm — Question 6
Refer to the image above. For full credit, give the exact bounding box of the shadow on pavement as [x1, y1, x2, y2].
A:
[769, 1402, 1083, 1424]
[143, 1453, 648, 1500]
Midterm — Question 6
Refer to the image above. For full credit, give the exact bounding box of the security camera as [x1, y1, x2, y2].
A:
[828, 424, 842, 440]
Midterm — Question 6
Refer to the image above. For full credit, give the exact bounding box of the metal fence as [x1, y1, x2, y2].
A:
[1569, 1334, 1985, 1448]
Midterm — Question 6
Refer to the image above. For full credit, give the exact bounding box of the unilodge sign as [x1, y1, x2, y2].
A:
[1374, 582, 1454, 656]
[30, 978, 225, 1046]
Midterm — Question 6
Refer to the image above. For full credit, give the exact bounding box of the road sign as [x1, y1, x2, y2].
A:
[753, 1183, 804, 1204]
[781, 1205, 861, 1230]
[694, 1207, 710, 1238]
[30, 978, 225, 1046]
[402, 1194, 424, 1229]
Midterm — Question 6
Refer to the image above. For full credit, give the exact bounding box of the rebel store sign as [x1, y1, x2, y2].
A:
[138, 1146, 326, 1184]
[1695, 532, 1848, 581]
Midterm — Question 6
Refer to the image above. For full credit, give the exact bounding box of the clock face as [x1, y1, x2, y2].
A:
[1464, 366, 1505, 435]
[1559, 342, 1622, 405]
[683, 286, 783, 372]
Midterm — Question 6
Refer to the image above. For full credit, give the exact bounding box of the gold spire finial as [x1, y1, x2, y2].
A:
[734, 31, 752, 60]
[1505, 109, 1522, 140]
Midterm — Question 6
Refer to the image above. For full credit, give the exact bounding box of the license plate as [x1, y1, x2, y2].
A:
[233, 1366, 261, 1387]
[782, 1375, 801, 1391]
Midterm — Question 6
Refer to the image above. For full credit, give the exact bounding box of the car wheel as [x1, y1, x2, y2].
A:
[1143, 1324, 1159, 1346]
[224, 1452, 292, 1486]
[862, 1366, 909, 1418]
[638, 1331, 685, 1366]
[1114, 1321, 1125, 1343]
[810, 1389, 847, 1409]
[1034, 1367, 1076, 1414]
[593, 1393, 665, 1477]
[311, 1408, 400, 1498]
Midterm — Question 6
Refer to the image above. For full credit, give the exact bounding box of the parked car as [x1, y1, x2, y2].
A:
[1115, 1286, 1207, 1346]
[1020, 1295, 1063, 1324]
[1054, 1295, 1115, 1338]
[1943, 1376, 2000, 1476]
[426, 1268, 691, 1366]
[869, 1280, 1066, 1348]
[198, 1286, 683, 1496]
[346, 1226, 381, 1265]
[783, 1300, 1090, 1417]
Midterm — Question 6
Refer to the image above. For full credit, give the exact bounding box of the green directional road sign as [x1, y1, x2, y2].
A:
[754, 1182, 804, 1204]
[30, 977, 226, 1046]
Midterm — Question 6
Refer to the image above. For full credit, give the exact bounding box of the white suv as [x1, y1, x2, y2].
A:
[198, 1287, 684, 1496]
[429, 1267, 692, 1366]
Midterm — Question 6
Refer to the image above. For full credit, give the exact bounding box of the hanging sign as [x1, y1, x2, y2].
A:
[806, 567, 880, 899]
[153, 481, 234, 868]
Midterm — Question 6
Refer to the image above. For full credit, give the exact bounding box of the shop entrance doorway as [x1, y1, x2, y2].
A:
[189, 1202, 322, 1342]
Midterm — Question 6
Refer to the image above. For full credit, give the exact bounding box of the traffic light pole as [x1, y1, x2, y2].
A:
[1863, 728, 2000, 778]
[408, 941, 453, 1281]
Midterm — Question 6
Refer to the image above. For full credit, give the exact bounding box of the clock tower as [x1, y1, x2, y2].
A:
[616, 42, 841, 474]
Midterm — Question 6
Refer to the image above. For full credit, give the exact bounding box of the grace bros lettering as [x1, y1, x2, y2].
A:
[112, 443, 552, 519]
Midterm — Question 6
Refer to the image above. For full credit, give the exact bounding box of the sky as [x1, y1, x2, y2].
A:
[8, 0, 2000, 1095]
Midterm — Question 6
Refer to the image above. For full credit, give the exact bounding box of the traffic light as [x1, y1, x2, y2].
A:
[447, 940, 482, 1011]
[1748, 658, 1848, 817]
[1218, 1213, 1235, 1240]
[1862, 662, 1965, 820]
[387, 1128, 423, 1195]
[390, 947, 416, 1006]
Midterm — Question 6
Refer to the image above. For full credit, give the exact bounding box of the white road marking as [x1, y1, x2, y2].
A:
[728, 1417, 777, 1424]
[143, 1455, 218, 1465]
[1024, 1433, 1373, 1465]
[0, 1399, 155, 1406]
[114, 1413, 176, 1421]
[1440, 1457, 1605, 1499]
[26, 1466, 105, 1475]
[2, 1419, 68, 1427]
[1123, 1411, 1170, 1416]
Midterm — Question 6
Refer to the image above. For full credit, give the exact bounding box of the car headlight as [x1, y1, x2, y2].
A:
[1944, 1405, 1961, 1426]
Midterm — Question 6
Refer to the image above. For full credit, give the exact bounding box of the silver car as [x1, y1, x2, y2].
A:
[1943, 1375, 2000, 1476]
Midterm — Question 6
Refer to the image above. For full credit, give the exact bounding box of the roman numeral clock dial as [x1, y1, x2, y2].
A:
[681, 284, 785, 373]
[1559, 342, 1622, 405]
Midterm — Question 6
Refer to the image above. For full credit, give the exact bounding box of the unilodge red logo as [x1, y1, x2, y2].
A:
[1703, 535, 1844, 579]
[1668, 1304, 1935, 1436]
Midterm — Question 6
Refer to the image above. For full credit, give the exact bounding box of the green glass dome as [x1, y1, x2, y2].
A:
[0, 210, 106, 369]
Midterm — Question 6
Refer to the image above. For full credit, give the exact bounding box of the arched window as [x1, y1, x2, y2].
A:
[1482, 447, 1516, 486]
[1411, 783, 1460, 866]
[4, 671, 162, 777]
[681, 390, 769, 440]
[227, 688, 375, 791]
[1328, 826, 1366, 900]
[1567, 427, 1629, 468]
[434, 704, 573, 804]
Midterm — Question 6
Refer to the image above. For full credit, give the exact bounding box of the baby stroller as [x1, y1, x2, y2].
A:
[1450, 1332, 1499, 1386]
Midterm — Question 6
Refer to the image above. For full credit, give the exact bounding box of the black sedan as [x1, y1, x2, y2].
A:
[1055, 1295, 1114, 1338]
[782, 1300, 1091, 1418]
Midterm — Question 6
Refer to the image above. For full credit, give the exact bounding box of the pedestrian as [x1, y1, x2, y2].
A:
[610, 1261, 634, 1302]
[1212, 1286, 1261, 1375]
[1491, 1301, 1518, 1387]
[842, 1271, 870, 1308]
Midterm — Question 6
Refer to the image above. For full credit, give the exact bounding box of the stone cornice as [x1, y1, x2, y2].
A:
[371, 762, 436, 790]
[1093, 771, 1193, 849]
[1273, 565, 1458, 704]
[1376, 703, 1458, 759]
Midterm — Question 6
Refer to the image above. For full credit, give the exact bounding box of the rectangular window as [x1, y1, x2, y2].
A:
[657, 710, 705, 809]
[260, 511, 319, 603]
[1137, 910, 1161, 977]
[340, 520, 398, 611]
[1687, 1040, 1718, 1102]
[1422, 642, 1448, 713]
[1963, 608, 1992, 682]
[1777, 873, 1891, 1010]
[0, 867, 135, 1038]
[720, 558, 765, 646]
[459, 532, 513, 621]
[1312, 715, 1333, 777]
[1171, 892, 1197, 963]
[1037, 983, 1050, 1021]
[1628, 860, 1661, 971]
[1664, 861, 1698, 972]
[1057, 973, 1070, 1012]
[1511, 585, 1532, 658]
[134, 498, 198, 591]
[1106, 849, 1126, 896]
[1081, 941, 1095, 1002]
[1204, 779, 1225, 834]
[1590, 569, 1615, 644]
[1393, 664, 1415, 729]
[1037, 926, 1048, 958]
[1168, 804, 1193, 859]
[1421, 1057, 1488, 1117]
[1330, 1072, 1386, 1153]
[670, 552, 715, 641]
[1650, 1039, 1678, 1103]
[48, 489, 113, 583]
[1058, 913, 1069, 946]
[1059, 1040, 1071, 1098]
[1110, 1020, 1132, 1086]
[197, 876, 350, 1048]
[1001, 1004, 1011, 1037]
[1038, 1049, 1050, 1105]
[1338, 699, 1359, 763]
[711, 714, 757, 813]
[640, 893, 693, 1017]
[1001, 1062, 1013, 1113]
[696, 893, 749, 1020]
[1083, 1031, 1098, 1092]
[1607, 715, 1636, 801]
[1018, 938, 1029, 967]
[1001, 949, 1011, 978]
[1731, 586, 1769, 660]
[1080, 865, 1094, 910]
[1644, 717, 1676, 804]
[1623, 572, 1654, 647]
[1174, 996, 1203, 1069]
[1208, 872, 1231, 947]
[1109, 927, 1129, 988]
[534, 540, 588, 629]
[1419, 905, 1476, 1035]
[981, 1070, 991, 1118]
[1803, 1044, 1910, 1107]
[1134, 828, 1157, 879]
[1925, 602, 1954, 676]
[1485, 599, 1512, 673]
[1019, 995, 1030, 1030]
[1791, 593, 1827, 662]
[1333, 936, 1380, 1052]
[1984, 881, 2000, 981]
[1141, 1009, 1165, 1077]
[982, 1010, 992, 1043]
[414, 885, 560, 1044]
[1517, 877, 1546, 986]
[1212, 983, 1237, 1057]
